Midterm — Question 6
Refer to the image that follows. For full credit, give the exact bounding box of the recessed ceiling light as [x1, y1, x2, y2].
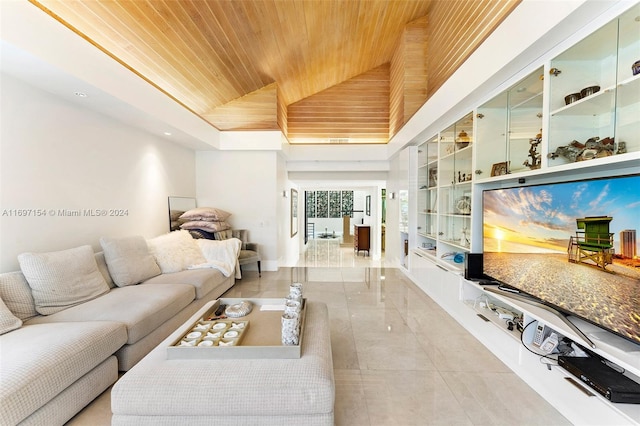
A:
[163, 131, 172, 136]
[74, 91, 88, 98]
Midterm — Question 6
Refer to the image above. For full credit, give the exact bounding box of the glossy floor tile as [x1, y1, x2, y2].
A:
[66, 241, 569, 425]
[297, 237, 384, 268]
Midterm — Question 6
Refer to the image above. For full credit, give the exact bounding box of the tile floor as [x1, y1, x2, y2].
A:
[67, 239, 569, 425]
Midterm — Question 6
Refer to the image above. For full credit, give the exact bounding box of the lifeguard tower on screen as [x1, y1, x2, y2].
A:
[568, 216, 614, 270]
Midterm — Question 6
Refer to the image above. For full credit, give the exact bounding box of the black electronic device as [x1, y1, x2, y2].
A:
[464, 253, 495, 282]
[464, 252, 481, 280]
[558, 355, 640, 404]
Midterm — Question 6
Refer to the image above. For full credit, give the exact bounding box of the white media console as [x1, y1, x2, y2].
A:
[408, 249, 640, 426]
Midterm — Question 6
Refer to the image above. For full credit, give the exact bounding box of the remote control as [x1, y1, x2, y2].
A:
[214, 304, 227, 316]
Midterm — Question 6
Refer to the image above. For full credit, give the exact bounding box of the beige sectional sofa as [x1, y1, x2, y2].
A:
[0, 231, 238, 426]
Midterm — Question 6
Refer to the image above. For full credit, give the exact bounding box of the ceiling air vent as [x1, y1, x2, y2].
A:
[328, 138, 350, 144]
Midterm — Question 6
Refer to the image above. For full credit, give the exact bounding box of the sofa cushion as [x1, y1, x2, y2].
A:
[18, 245, 110, 315]
[141, 268, 228, 300]
[0, 320, 127, 426]
[0, 297, 22, 335]
[180, 220, 231, 232]
[147, 230, 206, 274]
[179, 206, 231, 222]
[239, 249, 259, 261]
[26, 284, 195, 345]
[0, 271, 38, 321]
[95, 252, 116, 288]
[100, 236, 161, 287]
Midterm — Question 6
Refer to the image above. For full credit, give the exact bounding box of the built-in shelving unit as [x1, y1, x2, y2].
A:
[463, 279, 640, 425]
[415, 112, 474, 272]
[410, 247, 640, 425]
[406, 3, 640, 425]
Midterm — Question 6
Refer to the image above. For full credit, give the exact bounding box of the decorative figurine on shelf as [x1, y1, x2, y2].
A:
[523, 130, 542, 170]
[455, 196, 471, 215]
[460, 227, 469, 247]
[429, 168, 438, 187]
[548, 136, 615, 162]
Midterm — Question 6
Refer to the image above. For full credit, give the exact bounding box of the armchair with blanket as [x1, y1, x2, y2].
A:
[189, 229, 261, 277]
[169, 204, 261, 278]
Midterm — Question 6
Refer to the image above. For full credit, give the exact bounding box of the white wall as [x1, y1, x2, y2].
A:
[277, 153, 299, 267]
[195, 150, 279, 271]
[385, 148, 412, 268]
[0, 74, 196, 271]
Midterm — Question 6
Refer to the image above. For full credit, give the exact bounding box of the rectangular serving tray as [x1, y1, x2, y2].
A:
[166, 297, 307, 359]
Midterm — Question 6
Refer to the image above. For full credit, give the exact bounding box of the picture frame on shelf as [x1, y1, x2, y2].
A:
[490, 161, 510, 176]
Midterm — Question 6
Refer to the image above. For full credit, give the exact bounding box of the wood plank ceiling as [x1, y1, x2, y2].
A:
[30, 0, 519, 145]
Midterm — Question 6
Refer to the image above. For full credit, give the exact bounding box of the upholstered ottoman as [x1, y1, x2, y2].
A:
[111, 301, 335, 425]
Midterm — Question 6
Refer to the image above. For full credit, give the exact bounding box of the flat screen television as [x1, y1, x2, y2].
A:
[482, 174, 640, 346]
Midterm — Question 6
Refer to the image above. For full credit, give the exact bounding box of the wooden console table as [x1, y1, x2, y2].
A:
[354, 225, 370, 256]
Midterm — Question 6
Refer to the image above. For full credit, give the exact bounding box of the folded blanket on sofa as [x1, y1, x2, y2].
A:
[189, 238, 242, 279]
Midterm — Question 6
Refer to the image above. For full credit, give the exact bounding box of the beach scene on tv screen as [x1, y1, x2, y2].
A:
[483, 175, 640, 345]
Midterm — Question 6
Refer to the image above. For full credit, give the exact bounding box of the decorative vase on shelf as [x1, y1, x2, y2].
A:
[456, 130, 470, 149]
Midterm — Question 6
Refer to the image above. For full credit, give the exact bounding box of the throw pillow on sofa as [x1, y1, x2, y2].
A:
[179, 207, 231, 222]
[18, 245, 110, 315]
[0, 271, 39, 321]
[100, 236, 162, 287]
[0, 297, 22, 335]
[146, 230, 207, 273]
[180, 220, 231, 232]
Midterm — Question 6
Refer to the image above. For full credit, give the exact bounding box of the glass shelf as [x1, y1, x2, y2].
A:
[550, 87, 615, 116]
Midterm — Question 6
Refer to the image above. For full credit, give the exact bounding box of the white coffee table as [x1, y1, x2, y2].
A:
[111, 299, 335, 425]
